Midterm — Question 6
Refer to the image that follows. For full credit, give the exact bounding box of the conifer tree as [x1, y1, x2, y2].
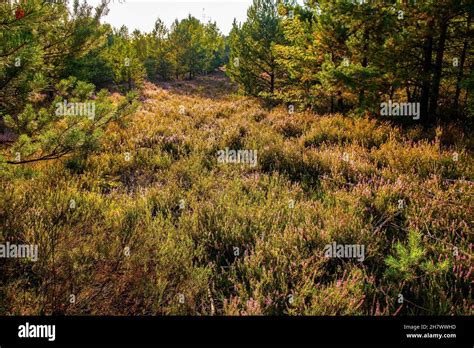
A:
[226, 0, 284, 97]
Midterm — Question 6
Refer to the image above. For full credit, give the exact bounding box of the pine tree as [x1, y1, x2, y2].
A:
[226, 0, 284, 97]
[101, 26, 145, 91]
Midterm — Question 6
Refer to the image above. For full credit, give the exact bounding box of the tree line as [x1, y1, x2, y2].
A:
[226, 0, 474, 124]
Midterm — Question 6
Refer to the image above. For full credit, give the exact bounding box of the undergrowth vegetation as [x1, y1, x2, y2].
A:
[1, 74, 472, 315]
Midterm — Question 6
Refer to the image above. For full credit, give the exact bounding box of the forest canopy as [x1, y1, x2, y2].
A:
[227, 0, 474, 124]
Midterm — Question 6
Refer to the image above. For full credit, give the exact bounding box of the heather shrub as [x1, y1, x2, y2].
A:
[1, 74, 472, 315]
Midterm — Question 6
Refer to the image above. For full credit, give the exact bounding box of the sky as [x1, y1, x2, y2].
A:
[85, 0, 255, 35]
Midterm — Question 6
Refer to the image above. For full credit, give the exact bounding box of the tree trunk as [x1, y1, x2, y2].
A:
[406, 86, 412, 102]
[429, 17, 448, 121]
[337, 91, 344, 112]
[454, 14, 470, 116]
[359, 29, 369, 108]
[270, 70, 275, 95]
[420, 19, 434, 123]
